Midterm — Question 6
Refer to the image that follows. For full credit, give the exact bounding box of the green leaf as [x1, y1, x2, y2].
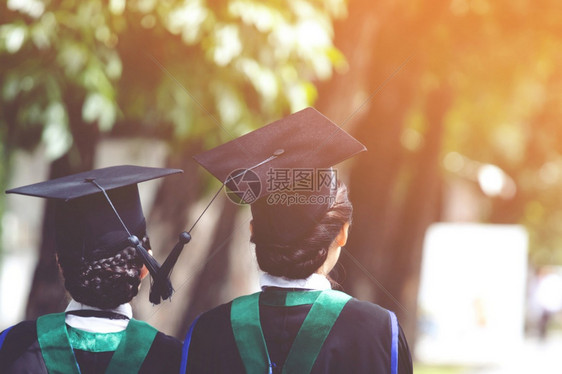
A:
[42, 101, 72, 160]
[82, 93, 116, 131]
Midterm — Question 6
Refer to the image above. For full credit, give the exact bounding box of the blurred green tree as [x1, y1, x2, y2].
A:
[0, 0, 346, 324]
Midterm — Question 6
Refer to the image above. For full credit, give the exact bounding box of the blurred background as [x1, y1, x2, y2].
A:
[2, 0, 562, 372]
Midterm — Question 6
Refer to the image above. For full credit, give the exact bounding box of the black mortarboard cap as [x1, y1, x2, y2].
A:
[6, 165, 182, 303]
[193, 107, 366, 243]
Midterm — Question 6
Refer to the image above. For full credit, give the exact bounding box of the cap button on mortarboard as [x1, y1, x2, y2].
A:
[273, 149, 285, 157]
[128, 235, 141, 246]
[179, 231, 192, 244]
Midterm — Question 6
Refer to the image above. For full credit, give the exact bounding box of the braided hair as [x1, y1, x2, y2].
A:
[251, 182, 352, 279]
[57, 237, 149, 309]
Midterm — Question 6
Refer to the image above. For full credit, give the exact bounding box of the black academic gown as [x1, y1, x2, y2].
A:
[0, 317, 181, 373]
[185, 288, 413, 374]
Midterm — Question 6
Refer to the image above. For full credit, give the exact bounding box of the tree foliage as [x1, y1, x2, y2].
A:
[1, 0, 346, 153]
[0, 0, 346, 233]
[0, 0, 346, 322]
[419, 0, 562, 265]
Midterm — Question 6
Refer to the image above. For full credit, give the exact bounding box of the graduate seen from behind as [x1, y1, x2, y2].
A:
[183, 108, 413, 373]
[0, 165, 183, 373]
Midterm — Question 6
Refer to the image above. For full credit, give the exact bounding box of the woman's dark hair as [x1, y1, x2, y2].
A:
[251, 182, 353, 279]
[57, 237, 148, 309]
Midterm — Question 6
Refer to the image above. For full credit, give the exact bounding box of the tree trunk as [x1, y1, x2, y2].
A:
[378, 86, 449, 345]
[317, 0, 421, 301]
[316, 0, 452, 349]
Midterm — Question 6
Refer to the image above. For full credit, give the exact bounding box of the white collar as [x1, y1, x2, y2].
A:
[260, 273, 332, 291]
[65, 299, 133, 318]
[64, 299, 132, 333]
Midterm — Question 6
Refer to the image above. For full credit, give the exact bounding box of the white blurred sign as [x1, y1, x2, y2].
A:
[416, 223, 528, 365]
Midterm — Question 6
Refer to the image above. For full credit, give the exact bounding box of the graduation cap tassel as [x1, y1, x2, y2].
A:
[128, 235, 173, 304]
[88, 178, 174, 303]
[149, 231, 191, 304]
[127, 236, 161, 279]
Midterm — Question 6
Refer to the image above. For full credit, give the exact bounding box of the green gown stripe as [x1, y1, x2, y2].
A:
[105, 319, 158, 374]
[37, 313, 81, 374]
[283, 290, 351, 373]
[231, 292, 271, 373]
[36, 313, 158, 374]
[230, 290, 351, 374]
